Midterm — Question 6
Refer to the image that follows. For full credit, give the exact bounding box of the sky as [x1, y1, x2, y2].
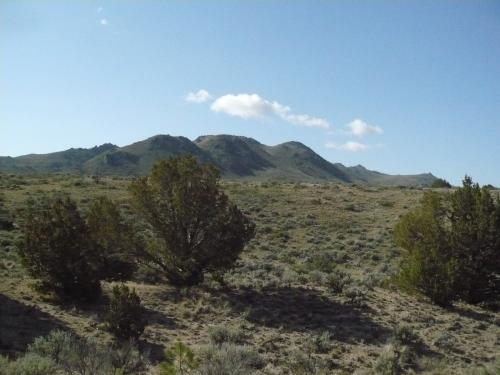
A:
[1, 1, 500, 185]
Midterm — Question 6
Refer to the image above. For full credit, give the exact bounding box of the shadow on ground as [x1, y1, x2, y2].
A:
[0, 294, 67, 356]
[221, 286, 390, 344]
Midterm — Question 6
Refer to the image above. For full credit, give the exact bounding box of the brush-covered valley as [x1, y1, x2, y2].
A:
[0, 169, 498, 375]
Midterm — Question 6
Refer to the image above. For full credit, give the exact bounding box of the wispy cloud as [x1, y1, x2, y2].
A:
[209, 93, 330, 129]
[184, 89, 212, 103]
[100, 18, 108, 26]
[325, 141, 369, 152]
[97, 6, 103, 13]
[346, 118, 382, 137]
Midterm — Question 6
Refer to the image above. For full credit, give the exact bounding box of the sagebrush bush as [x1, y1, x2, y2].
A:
[208, 325, 245, 346]
[373, 345, 402, 375]
[105, 284, 146, 341]
[197, 343, 263, 375]
[390, 324, 420, 348]
[24, 329, 149, 375]
[326, 269, 352, 294]
[2, 353, 58, 375]
[287, 349, 330, 375]
[305, 331, 331, 354]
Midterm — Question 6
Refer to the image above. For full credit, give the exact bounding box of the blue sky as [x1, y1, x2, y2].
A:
[1, 1, 499, 185]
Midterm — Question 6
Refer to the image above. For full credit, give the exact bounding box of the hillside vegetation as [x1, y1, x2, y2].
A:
[0, 170, 498, 374]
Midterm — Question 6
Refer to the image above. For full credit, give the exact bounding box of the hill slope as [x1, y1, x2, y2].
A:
[0, 134, 437, 186]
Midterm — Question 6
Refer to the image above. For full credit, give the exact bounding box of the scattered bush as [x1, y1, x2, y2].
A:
[2, 353, 58, 375]
[130, 156, 255, 287]
[394, 176, 500, 306]
[305, 331, 331, 354]
[208, 325, 245, 346]
[344, 286, 367, 306]
[287, 349, 330, 375]
[19, 196, 102, 300]
[326, 269, 352, 294]
[86, 196, 137, 281]
[0, 193, 14, 231]
[159, 342, 199, 375]
[373, 345, 402, 375]
[431, 178, 452, 188]
[105, 284, 146, 341]
[197, 343, 263, 375]
[390, 324, 420, 348]
[9, 330, 150, 375]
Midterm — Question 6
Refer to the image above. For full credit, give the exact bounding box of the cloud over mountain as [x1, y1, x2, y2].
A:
[187, 90, 330, 129]
[346, 119, 382, 137]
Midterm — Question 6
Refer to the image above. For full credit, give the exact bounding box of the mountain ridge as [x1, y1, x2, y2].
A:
[0, 134, 437, 186]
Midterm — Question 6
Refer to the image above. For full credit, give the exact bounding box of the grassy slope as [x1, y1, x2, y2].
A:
[0, 175, 498, 373]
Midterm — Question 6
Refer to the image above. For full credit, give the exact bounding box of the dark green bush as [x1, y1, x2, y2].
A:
[19, 196, 102, 300]
[86, 196, 137, 281]
[431, 178, 452, 188]
[129, 156, 255, 287]
[105, 284, 146, 341]
[394, 176, 500, 306]
[159, 342, 199, 375]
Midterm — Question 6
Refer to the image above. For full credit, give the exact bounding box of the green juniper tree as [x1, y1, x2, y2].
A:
[19, 196, 102, 300]
[129, 156, 255, 287]
[394, 176, 500, 306]
[86, 196, 137, 281]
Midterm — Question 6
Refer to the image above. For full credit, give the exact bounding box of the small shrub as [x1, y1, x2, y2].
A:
[326, 270, 352, 294]
[308, 270, 328, 286]
[159, 342, 198, 375]
[288, 349, 330, 375]
[373, 345, 402, 375]
[27, 330, 149, 375]
[390, 324, 420, 348]
[105, 284, 146, 341]
[8, 353, 58, 375]
[28, 329, 73, 364]
[433, 332, 455, 352]
[197, 343, 263, 375]
[305, 331, 331, 354]
[344, 286, 367, 306]
[208, 325, 245, 346]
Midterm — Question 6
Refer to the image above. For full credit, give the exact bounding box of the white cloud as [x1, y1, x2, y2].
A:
[184, 89, 213, 103]
[346, 118, 382, 137]
[210, 93, 329, 129]
[326, 141, 369, 152]
[100, 18, 108, 26]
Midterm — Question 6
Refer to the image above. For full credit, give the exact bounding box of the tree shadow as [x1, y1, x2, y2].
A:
[0, 294, 67, 356]
[143, 306, 176, 329]
[221, 286, 390, 345]
[450, 305, 498, 326]
[137, 338, 166, 363]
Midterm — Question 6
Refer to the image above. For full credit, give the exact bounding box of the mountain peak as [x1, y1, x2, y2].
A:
[0, 133, 439, 186]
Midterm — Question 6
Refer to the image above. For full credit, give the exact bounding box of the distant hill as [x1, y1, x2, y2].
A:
[0, 134, 438, 186]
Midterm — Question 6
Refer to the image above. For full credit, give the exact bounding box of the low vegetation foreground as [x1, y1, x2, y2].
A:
[0, 159, 498, 375]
